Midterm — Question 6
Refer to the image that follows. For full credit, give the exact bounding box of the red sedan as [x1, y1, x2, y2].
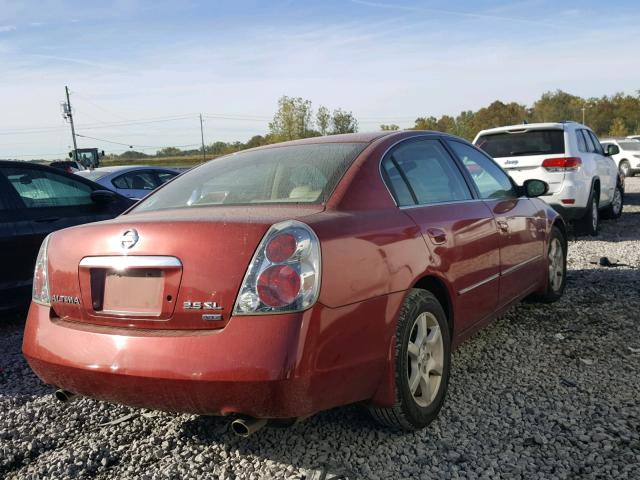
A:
[23, 131, 567, 435]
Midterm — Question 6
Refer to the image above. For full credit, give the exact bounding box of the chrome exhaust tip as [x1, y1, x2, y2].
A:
[230, 417, 268, 437]
[54, 389, 77, 403]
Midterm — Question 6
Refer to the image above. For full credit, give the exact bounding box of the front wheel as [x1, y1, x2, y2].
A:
[369, 289, 451, 431]
[602, 184, 623, 219]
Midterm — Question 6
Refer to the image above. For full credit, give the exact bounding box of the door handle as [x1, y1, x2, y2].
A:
[34, 217, 60, 223]
[427, 228, 447, 245]
[497, 220, 509, 233]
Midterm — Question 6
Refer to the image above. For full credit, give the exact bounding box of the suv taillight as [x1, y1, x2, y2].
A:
[233, 220, 321, 315]
[542, 157, 582, 172]
[32, 235, 51, 306]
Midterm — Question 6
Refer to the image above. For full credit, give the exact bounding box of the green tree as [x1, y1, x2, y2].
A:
[268, 96, 314, 141]
[380, 124, 400, 131]
[609, 117, 629, 137]
[157, 147, 182, 157]
[331, 109, 358, 134]
[532, 90, 583, 123]
[316, 106, 331, 136]
[245, 135, 267, 149]
[413, 117, 438, 130]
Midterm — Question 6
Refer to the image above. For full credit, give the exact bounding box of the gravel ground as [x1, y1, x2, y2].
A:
[1, 179, 639, 480]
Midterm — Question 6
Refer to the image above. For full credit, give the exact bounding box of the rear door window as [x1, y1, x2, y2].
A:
[581, 130, 596, 152]
[113, 171, 159, 191]
[156, 171, 178, 184]
[0, 166, 94, 208]
[576, 130, 588, 152]
[587, 131, 604, 155]
[382, 139, 472, 206]
[476, 129, 565, 158]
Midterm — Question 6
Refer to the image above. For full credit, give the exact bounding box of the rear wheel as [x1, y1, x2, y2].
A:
[578, 189, 599, 236]
[619, 160, 631, 178]
[369, 289, 451, 431]
[531, 226, 566, 303]
[602, 184, 623, 219]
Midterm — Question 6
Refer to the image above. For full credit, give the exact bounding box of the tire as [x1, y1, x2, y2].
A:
[369, 289, 451, 431]
[531, 226, 567, 303]
[619, 160, 631, 178]
[602, 184, 623, 219]
[578, 188, 599, 236]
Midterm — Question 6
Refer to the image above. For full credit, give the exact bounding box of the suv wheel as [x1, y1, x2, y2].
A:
[619, 160, 631, 177]
[579, 190, 599, 236]
[602, 184, 623, 219]
[369, 289, 451, 431]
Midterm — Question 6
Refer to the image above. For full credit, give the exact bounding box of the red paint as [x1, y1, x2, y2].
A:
[23, 131, 563, 419]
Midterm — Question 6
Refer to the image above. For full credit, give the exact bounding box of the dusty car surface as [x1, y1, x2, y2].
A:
[22, 131, 567, 433]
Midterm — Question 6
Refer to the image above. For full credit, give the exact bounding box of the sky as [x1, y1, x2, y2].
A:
[1, 0, 639, 159]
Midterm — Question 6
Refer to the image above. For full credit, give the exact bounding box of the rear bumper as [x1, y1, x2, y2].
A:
[22, 294, 402, 418]
[542, 176, 589, 221]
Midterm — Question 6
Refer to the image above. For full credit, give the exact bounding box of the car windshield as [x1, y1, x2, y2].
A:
[619, 141, 640, 151]
[476, 129, 565, 158]
[132, 142, 367, 212]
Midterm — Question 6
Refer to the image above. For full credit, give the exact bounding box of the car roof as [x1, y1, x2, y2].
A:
[476, 122, 587, 137]
[80, 165, 179, 175]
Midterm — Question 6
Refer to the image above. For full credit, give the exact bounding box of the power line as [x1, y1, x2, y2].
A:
[74, 133, 201, 149]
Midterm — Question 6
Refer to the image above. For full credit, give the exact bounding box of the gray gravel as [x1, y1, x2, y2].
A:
[2, 179, 639, 480]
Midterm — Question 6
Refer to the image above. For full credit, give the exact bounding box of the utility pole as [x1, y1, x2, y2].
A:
[199, 113, 206, 164]
[63, 86, 78, 160]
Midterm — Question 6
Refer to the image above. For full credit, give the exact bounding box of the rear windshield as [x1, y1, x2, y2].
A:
[132, 142, 367, 212]
[476, 129, 565, 158]
[619, 141, 640, 151]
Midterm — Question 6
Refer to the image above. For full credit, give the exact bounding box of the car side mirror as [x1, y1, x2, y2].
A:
[91, 189, 117, 204]
[605, 144, 619, 156]
[523, 179, 548, 198]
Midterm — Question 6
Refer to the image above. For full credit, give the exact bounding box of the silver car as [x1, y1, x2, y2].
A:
[77, 166, 180, 200]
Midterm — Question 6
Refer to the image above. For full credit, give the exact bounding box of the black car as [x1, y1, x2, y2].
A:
[0, 161, 134, 312]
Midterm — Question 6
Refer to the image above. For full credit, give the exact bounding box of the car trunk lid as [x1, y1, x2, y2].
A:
[47, 205, 323, 329]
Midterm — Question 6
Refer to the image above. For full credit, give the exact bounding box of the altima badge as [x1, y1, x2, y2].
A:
[52, 295, 81, 305]
[120, 229, 139, 250]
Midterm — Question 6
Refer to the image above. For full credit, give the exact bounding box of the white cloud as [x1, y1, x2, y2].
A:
[0, 24, 16, 32]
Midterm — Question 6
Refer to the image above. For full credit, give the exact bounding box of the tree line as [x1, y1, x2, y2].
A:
[111, 90, 640, 160]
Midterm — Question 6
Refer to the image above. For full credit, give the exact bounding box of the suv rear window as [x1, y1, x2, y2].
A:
[476, 129, 565, 158]
[133, 142, 367, 212]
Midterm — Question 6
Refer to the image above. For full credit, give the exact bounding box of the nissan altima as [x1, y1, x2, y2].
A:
[22, 131, 567, 435]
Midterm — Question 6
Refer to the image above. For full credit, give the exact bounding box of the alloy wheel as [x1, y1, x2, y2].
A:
[548, 237, 564, 292]
[407, 312, 444, 407]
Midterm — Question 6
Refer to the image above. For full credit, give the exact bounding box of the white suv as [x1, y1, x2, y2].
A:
[599, 138, 640, 177]
[474, 122, 623, 235]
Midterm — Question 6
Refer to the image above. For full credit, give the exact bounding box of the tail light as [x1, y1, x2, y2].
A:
[32, 235, 51, 306]
[542, 157, 582, 172]
[234, 220, 321, 315]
